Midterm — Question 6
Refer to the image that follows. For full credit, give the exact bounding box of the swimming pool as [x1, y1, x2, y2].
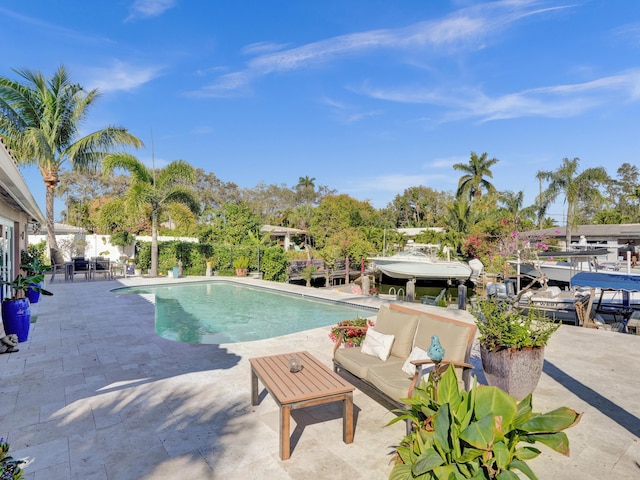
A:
[117, 281, 374, 344]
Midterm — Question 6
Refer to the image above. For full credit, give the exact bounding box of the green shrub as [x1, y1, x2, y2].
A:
[260, 246, 289, 282]
[389, 365, 582, 479]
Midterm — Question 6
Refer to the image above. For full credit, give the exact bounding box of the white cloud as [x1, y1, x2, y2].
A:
[358, 69, 640, 122]
[126, 0, 176, 21]
[84, 61, 164, 93]
[241, 42, 290, 56]
[192, 0, 565, 97]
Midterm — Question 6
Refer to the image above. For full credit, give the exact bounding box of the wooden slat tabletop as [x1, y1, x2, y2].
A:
[250, 351, 354, 405]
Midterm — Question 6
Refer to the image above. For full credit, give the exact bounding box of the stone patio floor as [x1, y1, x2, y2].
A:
[0, 276, 638, 479]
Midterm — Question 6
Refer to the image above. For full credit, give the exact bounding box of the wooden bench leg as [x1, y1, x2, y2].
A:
[280, 405, 291, 460]
[250, 369, 259, 406]
[343, 393, 354, 444]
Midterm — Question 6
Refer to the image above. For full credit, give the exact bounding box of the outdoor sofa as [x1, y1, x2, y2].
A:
[332, 303, 477, 406]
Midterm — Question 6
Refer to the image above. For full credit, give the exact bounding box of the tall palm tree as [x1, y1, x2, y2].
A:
[453, 151, 499, 200]
[537, 157, 609, 248]
[295, 175, 316, 205]
[499, 190, 525, 230]
[0, 66, 143, 249]
[102, 154, 199, 277]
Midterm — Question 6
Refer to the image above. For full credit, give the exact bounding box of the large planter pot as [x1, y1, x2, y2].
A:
[235, 268, 247, 277]
[2, 298, 31, 343]
[26, 282, 42, 304]
[480, 345, 545, 400]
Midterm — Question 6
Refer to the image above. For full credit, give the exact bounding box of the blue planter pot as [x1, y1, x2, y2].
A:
[26, 282, 42, 304]
[2, 298, 31, 342]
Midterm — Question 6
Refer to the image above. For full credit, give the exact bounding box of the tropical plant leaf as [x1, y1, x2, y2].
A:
[513, 394, 533, 427]
[493, 440, 510, 470]
[459, 413, 496, 449]
[496, 470, 521, 480]
[520, 407, 582, 433]
[508, 458, 539, 480]
[513, 445, 540, 460]
[434, 403, 452, 454]
[458, 447, 484, 463]
[474, 386, 517, 429]
[389, 463, 418, 480]
[520, 432, 571, 456]
[413, 447, 446, 475]
[437, 365, 462, 407]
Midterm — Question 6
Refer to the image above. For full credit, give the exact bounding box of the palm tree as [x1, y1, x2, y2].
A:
[0, 66, 143, 249]
[499, 190, 525, 231]
[295, 175, 316, 205]
[102, 154, 199, 277]
[453, 152, 498, 200]
[537, 157, 609, 249]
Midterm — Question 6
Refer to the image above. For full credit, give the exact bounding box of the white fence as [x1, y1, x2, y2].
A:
[29, 233, 198, 263]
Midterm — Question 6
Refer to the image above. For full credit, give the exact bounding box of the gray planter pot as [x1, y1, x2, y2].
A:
[480, 345, 545, 400]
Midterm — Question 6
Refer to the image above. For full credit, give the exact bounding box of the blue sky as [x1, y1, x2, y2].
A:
[1, 0, 639, 223]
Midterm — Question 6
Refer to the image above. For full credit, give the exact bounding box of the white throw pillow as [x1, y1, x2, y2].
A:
[361, 328, 395, 361]
[402, 346, 436, 377]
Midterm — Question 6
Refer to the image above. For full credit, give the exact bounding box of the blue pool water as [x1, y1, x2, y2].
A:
[117, 282, 374, 344]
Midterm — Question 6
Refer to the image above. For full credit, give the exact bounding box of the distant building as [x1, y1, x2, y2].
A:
[522, 224, 640, 261]
[0, 137, 46, 299]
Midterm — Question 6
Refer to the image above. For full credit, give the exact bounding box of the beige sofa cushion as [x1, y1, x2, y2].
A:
[366, 358, 413, 402]
[414, 313, 475, 364]
[374, 305, 419, 359]
[334, 347, 386, 379]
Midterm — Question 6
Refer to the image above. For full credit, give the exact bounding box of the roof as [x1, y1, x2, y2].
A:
[36, 222, 86, 235]
[261, 224, 308, 235]
[523, 224, 640, 241]
[0, 137, 46, 225]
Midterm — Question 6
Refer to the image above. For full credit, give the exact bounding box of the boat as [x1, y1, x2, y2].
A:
[511, 248, 640, 285]
[369, 250, 483, 283]
[513, 271, 640, 331]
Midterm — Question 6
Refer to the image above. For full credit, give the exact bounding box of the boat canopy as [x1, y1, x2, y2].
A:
[572, 272, 640, 291]
[536, 248, 610, 258]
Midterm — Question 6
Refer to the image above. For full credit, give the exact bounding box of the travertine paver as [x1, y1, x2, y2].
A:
[0, 276, 638, 479]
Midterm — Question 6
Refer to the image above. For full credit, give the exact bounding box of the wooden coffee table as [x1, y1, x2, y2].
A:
[250, 351, 355, 460]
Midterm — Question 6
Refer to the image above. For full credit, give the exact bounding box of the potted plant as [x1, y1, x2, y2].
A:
[20, 256, 51, 304]
[329, 316, 374, 347]
[0, 437, 25, 479]
[472, 297, 560, 400]
[388, 365, 582, 479]
[1, 274, 53, 342]
[232, 256, 250, 277]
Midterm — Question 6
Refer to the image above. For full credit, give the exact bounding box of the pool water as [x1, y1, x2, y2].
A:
[117, 282, 373, 344]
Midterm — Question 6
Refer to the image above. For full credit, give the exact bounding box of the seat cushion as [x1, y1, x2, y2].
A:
[374, 305, 419, 359]
[366, 359, 413, 402]
[334, 347, 387, 379]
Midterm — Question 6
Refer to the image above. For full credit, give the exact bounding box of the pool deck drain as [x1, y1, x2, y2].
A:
[0, 276, 638, 479]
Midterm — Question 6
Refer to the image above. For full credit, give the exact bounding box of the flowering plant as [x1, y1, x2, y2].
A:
[0, 438, 24, 479]
[329, 317, 374, 347]
[472, 298, 560, 350]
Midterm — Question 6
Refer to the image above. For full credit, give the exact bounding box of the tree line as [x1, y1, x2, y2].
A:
[1, 66, 638, 277]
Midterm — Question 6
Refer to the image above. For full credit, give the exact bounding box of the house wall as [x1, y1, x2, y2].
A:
[0, 137, 46, 299]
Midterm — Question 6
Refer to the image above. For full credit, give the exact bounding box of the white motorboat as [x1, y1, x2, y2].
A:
[511, 248, 640, 285]
[513, 271, 640, 329]
[369, 250, 483, 282]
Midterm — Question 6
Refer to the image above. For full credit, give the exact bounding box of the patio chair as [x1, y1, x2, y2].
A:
[72, 257, 90, 281]
[50, 248, 69, 282]
[91, 257, 112, 280]
[422, 288, 447, 306]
